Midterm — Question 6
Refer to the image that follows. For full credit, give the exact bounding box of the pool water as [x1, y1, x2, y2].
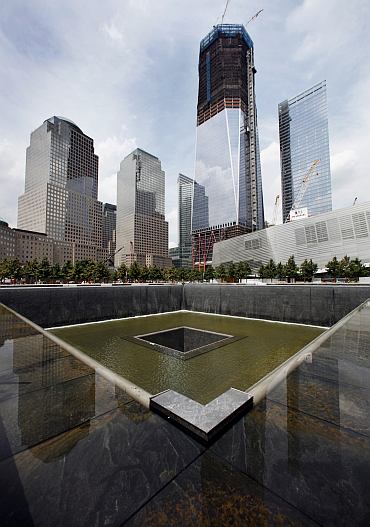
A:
[51, 312, 325, 404]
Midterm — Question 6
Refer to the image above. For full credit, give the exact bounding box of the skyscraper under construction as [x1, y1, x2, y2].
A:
[192, 24, 264, 269]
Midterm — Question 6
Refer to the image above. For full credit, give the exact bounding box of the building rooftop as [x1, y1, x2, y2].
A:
[45, 116, 84, 134]
[200, 24, 254, 53]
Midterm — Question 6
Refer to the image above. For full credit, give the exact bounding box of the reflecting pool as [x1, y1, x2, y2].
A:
[51, 312, 324, 404]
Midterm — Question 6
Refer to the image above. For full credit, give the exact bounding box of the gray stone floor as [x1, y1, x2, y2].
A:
[1, 301, 370, 525]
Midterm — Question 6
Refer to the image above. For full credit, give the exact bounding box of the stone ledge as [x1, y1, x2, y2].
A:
[150, 388, 253, 442]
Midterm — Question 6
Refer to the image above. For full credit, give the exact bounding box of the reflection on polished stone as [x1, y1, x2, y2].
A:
[2, 299, 370, 525]
[126, 451, 316, 527]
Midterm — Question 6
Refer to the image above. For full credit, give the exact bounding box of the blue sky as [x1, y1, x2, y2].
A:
[1, 0, 369, 247]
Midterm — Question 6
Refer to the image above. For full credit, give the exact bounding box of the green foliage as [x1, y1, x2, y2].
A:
[284, 255, 299, 281]
[326, 256, 341, 279]
[276, 262, 285, 281]
[227, 262, 236, 281]
[38, 257, 51, 282]
[163, 267, 178, 282]
[62, 260, 74, 282]
[116, 263, 127, 282]
[348, 257, 366, 279]
[215, 263, 227, 281]
[300, 259, 318, 282]
[204, 265, 215, 281]
[128, 261, 141, 281]
[235, 261, 251, 281]
[149, 265, 163, 281]
[264, 259, 276, 280]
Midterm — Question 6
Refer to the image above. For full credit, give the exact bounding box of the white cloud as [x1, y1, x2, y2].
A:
[1, 0, 370, 246]
[96, 134, 137, 204]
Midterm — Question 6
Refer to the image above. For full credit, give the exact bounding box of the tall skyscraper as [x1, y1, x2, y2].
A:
[18, 116, 102, 253]
[115, 148, 171, 268]
[279, 80, 332, 222]
[102, 203, 117, 256]
[192, 24, 265, 268]
[178, 174, 208, 268]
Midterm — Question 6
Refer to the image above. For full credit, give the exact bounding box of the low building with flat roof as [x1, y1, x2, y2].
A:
[213, 202, 370, 270]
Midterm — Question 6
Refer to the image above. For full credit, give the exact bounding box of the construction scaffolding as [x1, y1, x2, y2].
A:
[192, 224, 250, 271]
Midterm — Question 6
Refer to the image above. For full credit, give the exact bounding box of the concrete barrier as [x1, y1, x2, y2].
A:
[1, 283, 369, 328]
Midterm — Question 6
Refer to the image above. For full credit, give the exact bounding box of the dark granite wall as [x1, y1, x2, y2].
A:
[0, 284, 369, 328]
[0, 285, 183, 327]
[183, 284, 370, 327]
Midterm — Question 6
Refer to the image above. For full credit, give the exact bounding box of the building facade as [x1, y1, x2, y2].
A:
[279, 81, 332, 222]
[178, 174, 208, 268]
[102, 203, 117, 257]
[18, 116, 103, 251]
[192, 24, 265, 268]
[0, 220, 107, 265]
[115, 149, 171, 268]
[213, 202, 370, 270]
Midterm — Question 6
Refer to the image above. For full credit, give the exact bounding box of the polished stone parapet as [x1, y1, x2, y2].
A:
[150, 388, 253, 442]
[2, 299, 370, 525]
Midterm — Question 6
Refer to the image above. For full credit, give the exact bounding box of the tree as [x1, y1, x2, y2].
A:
[339, 255, 352, 279]
[149, 265, 164, 282]
[116, 263, 127, 282]
[264, 259, 276, 281]
[188, 268, 201, 282]
[23, 259, 39, 283]
[215, 263, 227, 282]
[94, 262, 110, 283]
[276, 262, 285, 281]
[326, 256, 341, 280]
[258, 264, 266, 279]
[51, 263, 64, 283]
[62, 260, 74, 282]
[5, 259, 23, 282]
[38, 257, 51, 283]
[163, 266, 178, 282]
[204, 265, 215, 282]
[140, 265, 150, 282]
[128, 261, 141, 281]
[284, 256, 299, 282]
[235, 261, 251, 282]
[300, 259, 318, 282]
[227, 262, 236, 282]
[348, 257, 366, 280]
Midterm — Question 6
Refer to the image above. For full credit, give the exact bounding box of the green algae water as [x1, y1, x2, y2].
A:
[51, 312, 324, 404]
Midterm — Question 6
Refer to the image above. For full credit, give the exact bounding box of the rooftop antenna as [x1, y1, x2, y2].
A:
[246, 9, 264, 26]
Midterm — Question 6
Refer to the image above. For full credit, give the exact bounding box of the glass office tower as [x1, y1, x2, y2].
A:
[279, 81, 332, 222]
[102, 203, 117, 256]
[18, 116, 102, 248]
[192, 24, 264, 267]
[115, 149, 170, 268]
[178, 174, 208, 268]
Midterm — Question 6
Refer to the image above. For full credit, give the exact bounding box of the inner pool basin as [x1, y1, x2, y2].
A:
[50, 311, 324, 405]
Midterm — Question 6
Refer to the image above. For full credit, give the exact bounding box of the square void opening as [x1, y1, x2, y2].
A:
[137, 326, 232, 353]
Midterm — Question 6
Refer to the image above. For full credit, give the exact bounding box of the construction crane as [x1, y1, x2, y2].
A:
[246, 9, 264, 26]
[221, 0, 231, 23]
[272, 194, 280, 226]
[286, 159, 320, 223]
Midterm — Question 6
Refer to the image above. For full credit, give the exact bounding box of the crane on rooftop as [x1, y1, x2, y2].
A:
[285, 159, 320, 223]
